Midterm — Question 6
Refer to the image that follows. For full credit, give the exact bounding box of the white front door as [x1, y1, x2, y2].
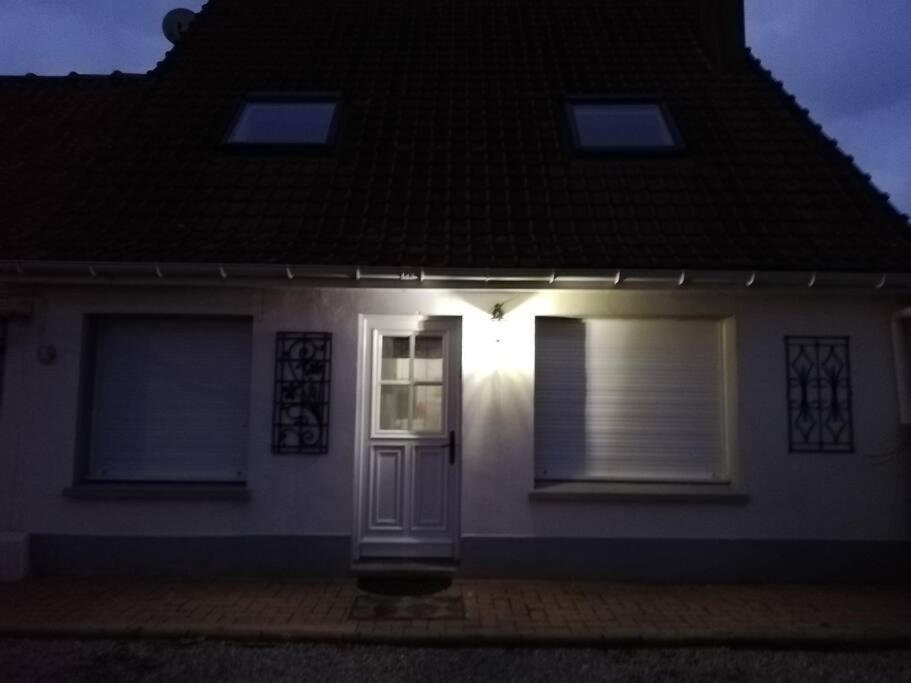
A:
[355, 316, 461, 560]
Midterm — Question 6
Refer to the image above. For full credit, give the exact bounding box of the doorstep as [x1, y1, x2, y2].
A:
[350, 559, 459, 578]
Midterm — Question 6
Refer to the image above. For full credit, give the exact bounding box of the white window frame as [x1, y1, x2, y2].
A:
[369, 326, 451, 440]
[533, 315, 739, 487]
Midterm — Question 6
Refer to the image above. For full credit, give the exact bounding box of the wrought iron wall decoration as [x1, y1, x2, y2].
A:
[785, 336, 853, 453]
[272, 332, 331, 454]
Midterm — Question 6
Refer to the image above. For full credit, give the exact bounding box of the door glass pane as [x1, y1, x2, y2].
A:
[414, 336, 443, 382]
[379, 385, 410, 430]
[413, 384, 443, 432]
[381, 336, 410, 381]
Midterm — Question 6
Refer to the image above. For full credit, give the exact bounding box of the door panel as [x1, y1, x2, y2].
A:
[412, 445, 448, 530]
[369, 446, 405, 530]
[356, 316, 461, 561]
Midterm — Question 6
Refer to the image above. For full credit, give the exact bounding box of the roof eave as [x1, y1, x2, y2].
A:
[2, 260, 911, 292]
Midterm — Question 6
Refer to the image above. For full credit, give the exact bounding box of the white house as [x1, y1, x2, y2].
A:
[1, 0, 910, 581]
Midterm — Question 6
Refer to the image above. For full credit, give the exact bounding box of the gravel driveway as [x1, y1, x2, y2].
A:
[1, 639, 910, 682]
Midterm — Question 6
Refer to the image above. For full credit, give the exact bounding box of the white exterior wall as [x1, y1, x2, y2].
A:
[1, 284, 909, 544]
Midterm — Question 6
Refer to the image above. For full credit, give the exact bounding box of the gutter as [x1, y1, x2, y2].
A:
[1, 260, 911, 292]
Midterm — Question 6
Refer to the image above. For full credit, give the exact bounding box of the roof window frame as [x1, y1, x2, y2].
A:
[223, 92, 343, 152]
[563, 95, 684, 156]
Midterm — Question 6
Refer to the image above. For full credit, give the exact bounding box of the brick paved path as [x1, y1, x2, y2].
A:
[1, 578, 910, 644]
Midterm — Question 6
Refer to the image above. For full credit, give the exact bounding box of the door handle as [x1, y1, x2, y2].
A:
[448, 430, 456, 465]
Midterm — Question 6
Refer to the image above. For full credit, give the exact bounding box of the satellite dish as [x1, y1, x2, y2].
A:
[162, 8, 196, 44]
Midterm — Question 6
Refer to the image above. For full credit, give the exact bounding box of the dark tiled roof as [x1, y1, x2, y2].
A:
[3, 0, 910, 272]
[0, 74, 146, 254]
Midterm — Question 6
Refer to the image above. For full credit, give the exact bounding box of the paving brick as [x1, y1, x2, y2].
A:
[2, 578, 911, 643]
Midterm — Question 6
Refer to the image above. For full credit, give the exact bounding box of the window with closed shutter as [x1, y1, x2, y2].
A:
[86, 317, 252, 482]
[535, 317, 729, 483]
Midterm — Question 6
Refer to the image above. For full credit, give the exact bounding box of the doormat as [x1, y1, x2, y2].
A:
[357, 576, 452, 596]
[349, 594, 465, 620]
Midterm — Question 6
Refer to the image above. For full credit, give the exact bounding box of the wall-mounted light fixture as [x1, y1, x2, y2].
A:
[490, 303, 505, 343]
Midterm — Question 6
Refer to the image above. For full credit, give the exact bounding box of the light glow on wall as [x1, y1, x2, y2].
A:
[454, 293, 541, 380]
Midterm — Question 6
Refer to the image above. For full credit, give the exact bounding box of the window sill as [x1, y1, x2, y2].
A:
[63, 483, 251, 502]
[529, 481, 748, 503]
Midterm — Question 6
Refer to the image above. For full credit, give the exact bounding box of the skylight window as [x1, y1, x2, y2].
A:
[226, 95, 340, 147]
[566, 98, 681, 152]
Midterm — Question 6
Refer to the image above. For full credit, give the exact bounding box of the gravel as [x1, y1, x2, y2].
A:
[1, 639, 910, 683]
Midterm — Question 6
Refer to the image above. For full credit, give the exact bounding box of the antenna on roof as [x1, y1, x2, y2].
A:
[162, 8, 196, 44]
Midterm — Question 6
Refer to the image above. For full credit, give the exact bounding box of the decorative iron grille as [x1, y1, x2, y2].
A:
[785, 336, 853, 453]
[272, 332, 331, 454]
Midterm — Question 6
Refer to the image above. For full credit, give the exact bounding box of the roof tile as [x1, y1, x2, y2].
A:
[2, 0, 910, 272]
